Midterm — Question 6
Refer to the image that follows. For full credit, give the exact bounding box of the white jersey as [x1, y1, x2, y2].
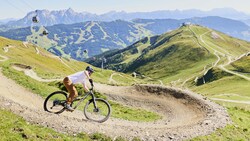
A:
[68, 71, 87, 84]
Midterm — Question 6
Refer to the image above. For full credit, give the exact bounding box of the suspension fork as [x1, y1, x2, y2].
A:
[90, 91, 98, 109]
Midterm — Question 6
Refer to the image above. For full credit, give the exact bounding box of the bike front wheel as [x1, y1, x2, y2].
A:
[44, 91, 67, 114]
[84, 98, 111, 123]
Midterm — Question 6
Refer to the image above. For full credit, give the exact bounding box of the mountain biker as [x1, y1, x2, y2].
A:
[63, 66, 94, 111]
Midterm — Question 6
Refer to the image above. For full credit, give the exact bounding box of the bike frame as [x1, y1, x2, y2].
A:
[71, 88, 97, 110]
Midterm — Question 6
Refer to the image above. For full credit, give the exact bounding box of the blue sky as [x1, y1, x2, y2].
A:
[1, 0, 250, 19]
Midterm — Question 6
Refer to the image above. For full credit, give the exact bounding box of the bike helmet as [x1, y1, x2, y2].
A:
[86, 66, 94, 73]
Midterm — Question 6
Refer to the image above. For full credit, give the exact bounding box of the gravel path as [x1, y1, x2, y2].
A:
[0, 54, 8, 62]
[211, 98, 250, 105]
[0, 67, 231, 140]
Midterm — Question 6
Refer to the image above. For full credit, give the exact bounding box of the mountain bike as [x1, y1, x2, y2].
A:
[43, 86, 111, 123]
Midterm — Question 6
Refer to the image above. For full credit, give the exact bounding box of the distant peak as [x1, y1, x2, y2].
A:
[66, 8, 74, 13]
[37, 9, 49, 12]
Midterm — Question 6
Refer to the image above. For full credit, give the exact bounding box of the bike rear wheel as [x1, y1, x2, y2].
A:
[84, 98, 111, 123]
[44, 91, 67, 114]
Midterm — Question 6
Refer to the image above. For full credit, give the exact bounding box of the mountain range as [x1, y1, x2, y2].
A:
[243, 19, 250, 26]
[134, 17, 250, 41]
[0, 16, 250, 60]
[0, 18, 16, 25]
[1, 8, 250, 30]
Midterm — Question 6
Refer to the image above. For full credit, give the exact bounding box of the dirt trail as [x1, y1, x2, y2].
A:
[211, 98, 250, 105]
[23, 41, 29, 48]
[218, 65, 250, 81]
[12, 65, 61, 82]
[0, 66, 231, 140]
[0, 54, 8, 62]
[212, 93, 250, 99]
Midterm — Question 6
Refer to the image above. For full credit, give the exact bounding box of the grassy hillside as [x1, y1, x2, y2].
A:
[0, 36, 141, 85]
[0, 108, 91, 141]
[88, 24, 250, 86]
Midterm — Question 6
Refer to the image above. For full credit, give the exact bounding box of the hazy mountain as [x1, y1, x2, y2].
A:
[100, 8, 250, 21]
[182, 16, 250, 41]
[4, 8, 97, 29]
[1, 16, 250, 61]
[0, 18, 17, 25]
[2, 8, 250, 30]
[133, 16, 250, 41]
[205, 8, 250, 20]
[243, 19, 250, 26]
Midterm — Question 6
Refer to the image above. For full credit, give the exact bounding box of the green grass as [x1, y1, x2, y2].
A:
[0, 108, 141, 141]
[160, 56, 216, 84]
[0, 108, 92, 141]
[111, 73, 142, 85]
[191, 76, 250, 97]
[110, 101, 162, 122]
[0, 37, 76, 77]
[135, 41, 215, 84]
[121, 37, 151, 64]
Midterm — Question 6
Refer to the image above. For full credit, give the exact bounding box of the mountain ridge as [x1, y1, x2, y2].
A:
[2, 7, 250, 29]
[0, 16, 249, 60]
